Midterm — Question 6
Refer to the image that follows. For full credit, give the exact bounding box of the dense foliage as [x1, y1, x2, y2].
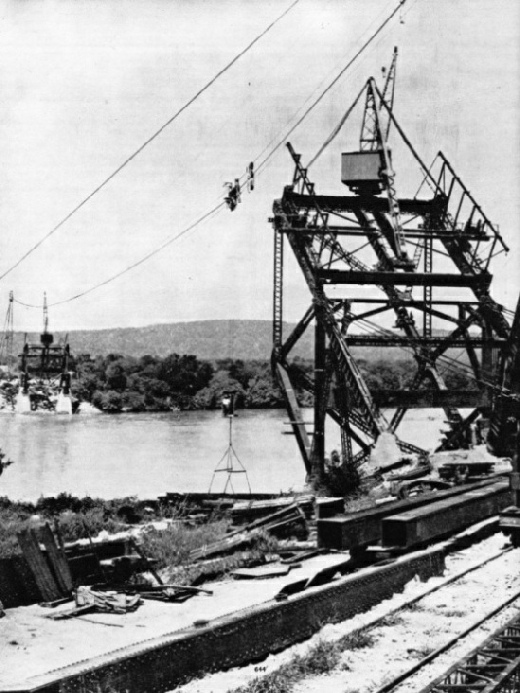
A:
[72, 352, 476, 413]
[73, 354, 295, 412]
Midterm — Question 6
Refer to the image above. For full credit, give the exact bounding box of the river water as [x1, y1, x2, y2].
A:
[0, 408, 447, 502]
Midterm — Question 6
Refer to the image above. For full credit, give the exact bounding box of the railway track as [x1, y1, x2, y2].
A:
[176, 535, 520, 693]
[417, 613, 520, 692]
[373, 548, 520, 692]
[324, 541, 520, 693]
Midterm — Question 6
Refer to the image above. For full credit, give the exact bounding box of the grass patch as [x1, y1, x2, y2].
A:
[233, 640, 342, 693]
[407, 645, 436, 658]
[231, 628, 376, 693]
[377, 612, 403, 628]
[0, 493, 280, 587]
[404, 601, 427, 613]
[143, 523, 280, 585]
[337, 630, 376, 650]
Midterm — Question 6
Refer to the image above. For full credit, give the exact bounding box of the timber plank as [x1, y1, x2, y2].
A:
[381, 481, 511, 548]
[317, 478, 505, 551]
[17, 529, 62, 602]
[38, 524, 73, 594]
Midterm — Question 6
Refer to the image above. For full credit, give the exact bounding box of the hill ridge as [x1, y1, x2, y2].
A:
[12, 320, 313, 361]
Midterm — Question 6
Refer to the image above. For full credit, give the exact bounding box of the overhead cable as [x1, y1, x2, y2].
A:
[12, 0, 412, 310]
[14, 202, 225, 308]
[255, 0, 409, 177]
[249, 0, 397, 172]
[13, 0, 409, 309]
[0, 0, 302, 283]
[307, 84, 366, 167]
[353, 313, 514, 397]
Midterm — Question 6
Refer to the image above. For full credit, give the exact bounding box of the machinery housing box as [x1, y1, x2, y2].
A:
[341, 150, 389, 190]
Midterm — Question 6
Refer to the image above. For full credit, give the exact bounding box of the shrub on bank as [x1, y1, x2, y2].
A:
[0, 494, 143, 558]
[140, 516, 231, 569]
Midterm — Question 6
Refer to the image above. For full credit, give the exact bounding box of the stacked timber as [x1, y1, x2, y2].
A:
[381, 479, 510, 549]
[317, 478, 510, 553]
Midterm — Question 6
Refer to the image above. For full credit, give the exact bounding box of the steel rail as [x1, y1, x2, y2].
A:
[350, 545, 512, 637]
[372, 553, 520, 693]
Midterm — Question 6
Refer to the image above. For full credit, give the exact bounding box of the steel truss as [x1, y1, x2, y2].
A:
[419, 613, 520, 693]
[270, 64, 515, 481]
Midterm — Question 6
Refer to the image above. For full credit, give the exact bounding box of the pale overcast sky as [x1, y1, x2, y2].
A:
[0, 0, 519, 331]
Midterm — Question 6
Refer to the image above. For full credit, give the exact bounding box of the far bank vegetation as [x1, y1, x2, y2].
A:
[71, 353, 476, 413]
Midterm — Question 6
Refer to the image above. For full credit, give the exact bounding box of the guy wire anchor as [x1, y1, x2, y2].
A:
[209, 395, 251, 495]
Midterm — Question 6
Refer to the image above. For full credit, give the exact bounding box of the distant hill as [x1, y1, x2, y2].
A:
[12, 320, 314, 361]
[10, 320, 459, 363]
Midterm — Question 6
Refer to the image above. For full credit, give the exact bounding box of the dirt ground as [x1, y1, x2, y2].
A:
[0, 552, 352, 689]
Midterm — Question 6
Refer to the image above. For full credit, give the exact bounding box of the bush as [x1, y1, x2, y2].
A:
[140, 517, 231, 569]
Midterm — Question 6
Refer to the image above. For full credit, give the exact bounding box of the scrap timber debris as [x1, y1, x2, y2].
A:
[46, 587, 142, 620]
[189, 500, 311, 562]
[6, 496, 315, 615]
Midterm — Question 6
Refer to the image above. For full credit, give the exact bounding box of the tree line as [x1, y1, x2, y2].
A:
[72, 353, 477, 412]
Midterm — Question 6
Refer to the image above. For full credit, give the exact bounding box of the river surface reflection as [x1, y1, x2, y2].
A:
[0, 408, 446, 501]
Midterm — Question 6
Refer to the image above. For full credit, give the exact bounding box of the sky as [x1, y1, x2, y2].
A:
[0, 0, 519, 332]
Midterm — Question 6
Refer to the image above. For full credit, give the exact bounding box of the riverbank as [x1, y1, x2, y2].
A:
[0, 492, 298, 580]
[1, 479, 512, 692]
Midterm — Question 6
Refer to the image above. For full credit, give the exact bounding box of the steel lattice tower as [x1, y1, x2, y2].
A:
[270, 59, 515, 485]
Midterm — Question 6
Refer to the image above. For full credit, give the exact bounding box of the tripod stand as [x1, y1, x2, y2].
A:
[208, 411, 251, 495]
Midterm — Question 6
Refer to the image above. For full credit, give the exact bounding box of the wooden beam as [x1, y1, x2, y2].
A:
[18, 529, 62, 602]
[381, 481, 511, 548]
[38, 524, 73, 594]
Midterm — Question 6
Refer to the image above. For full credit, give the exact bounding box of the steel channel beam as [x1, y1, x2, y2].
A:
[347, 336, 505, 348]
[345, 299, 483, 305]
[282, 225, 490, 240]
[318, 269, 492, 288]
[371, 389, 490, 408]
[381, 481, 511, 549]
[284, 190, 443, 216]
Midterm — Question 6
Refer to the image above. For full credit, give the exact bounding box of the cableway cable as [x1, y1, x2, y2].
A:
[254, 0, 409, 178]
[14, 201, 225, 308]
[0, 0, 302, 284]
[306, 0, 421, 171]
[249, 0, 399, 172]
[13, 0, 412, 310]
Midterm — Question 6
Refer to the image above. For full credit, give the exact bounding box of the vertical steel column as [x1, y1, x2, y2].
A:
[482, 320, 494, 387]
[273, 229, 284, 354]
[423, 235, 432, 338]
[312, 311, 326, 479]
